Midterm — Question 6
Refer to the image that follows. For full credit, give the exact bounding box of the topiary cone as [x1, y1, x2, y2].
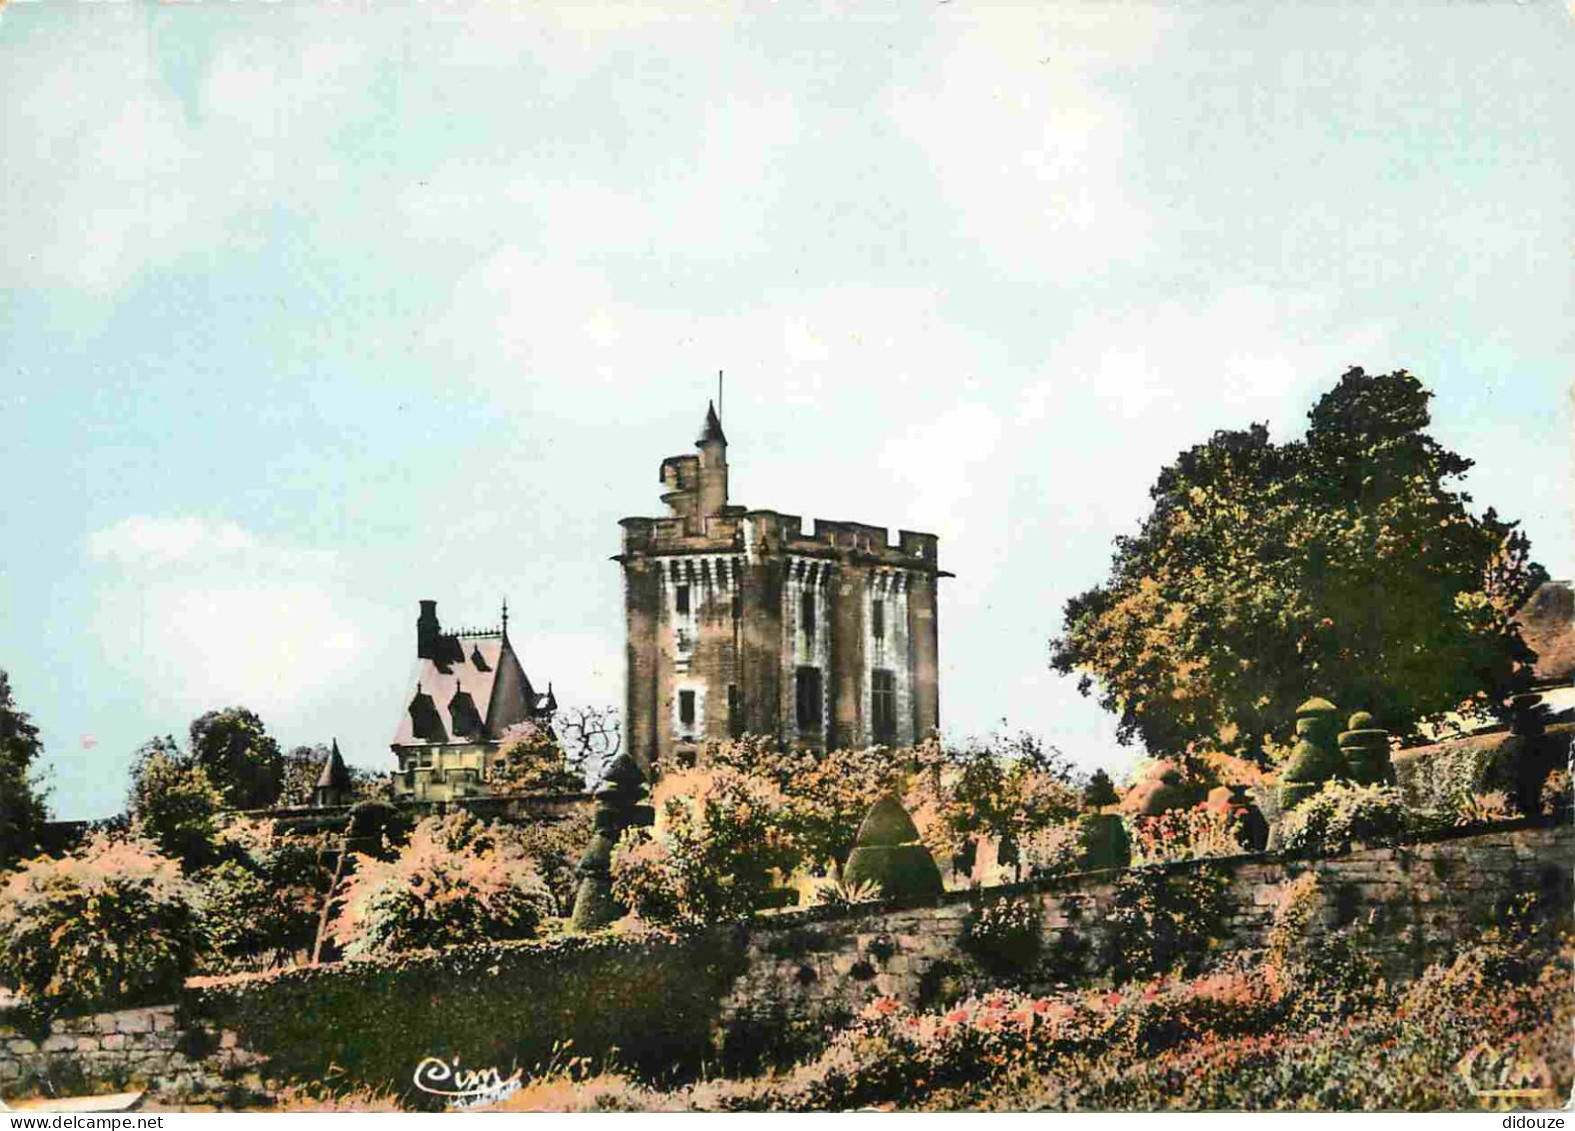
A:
[842, 795, 943, 900]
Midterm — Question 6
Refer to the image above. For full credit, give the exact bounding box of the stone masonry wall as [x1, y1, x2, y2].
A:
[0, 1005, 254, 1100]
[3, 819, 1568, 1096]
[716, 819, 1573, 1059]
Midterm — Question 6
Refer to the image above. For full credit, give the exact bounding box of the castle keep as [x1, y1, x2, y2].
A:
[617, 404, 948, 773]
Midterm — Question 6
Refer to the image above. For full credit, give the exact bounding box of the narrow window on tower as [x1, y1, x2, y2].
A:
[795, 667, 823, 733]
[872, 598, 885, 641]
[728, 684, 743, 737]
[801, 588, 816, 638]
[732, 590, 742, 621]
[872, 668, 896, 745]
[678, 689, 696, 728]
[675, 584, 691, 616]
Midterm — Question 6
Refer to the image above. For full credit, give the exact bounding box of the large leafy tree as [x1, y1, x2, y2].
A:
[0, 670, 50, 868]
[1050, 368, 1546, 760]
[127, 737, 226, 870]
[188, 707, 283, 810]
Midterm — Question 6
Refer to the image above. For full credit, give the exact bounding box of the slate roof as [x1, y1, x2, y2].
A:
[316, 739, 352, 790]
[392, 631, 552, 748]
[697, 400, 726, 445]
[1520, 579, 1575, 686]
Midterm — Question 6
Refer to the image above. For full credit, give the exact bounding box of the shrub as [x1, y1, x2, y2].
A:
[489, 722, 583, 794]
[128, 738, 226, 870]
[197, 858, 309, 972]
[331, 811, 553, 956]
[1540, 768, 1571, 816]
[0, 833, 200, 1017]
[1106, 865, 1232, 982]
[609, 767, 799, 929]
[1263, 872, 1383, 1023]
[963, 897, 1043, 976]
[1128, 803, 1242, 866]
[807, 876, 884, 909]
[1017, 820, 1087, 877]
[1278, 780, 1408, 855]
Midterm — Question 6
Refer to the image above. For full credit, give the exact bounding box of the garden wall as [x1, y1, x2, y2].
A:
[0, 1005, 253, 1100]
[7, 817, 1568, 1100]
[718, 817, 1573, 1061]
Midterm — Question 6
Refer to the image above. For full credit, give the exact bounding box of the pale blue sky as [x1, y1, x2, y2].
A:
[2, 1, 1570, 820]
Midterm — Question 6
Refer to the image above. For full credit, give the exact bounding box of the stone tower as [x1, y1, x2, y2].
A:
[616, 401, 949, 774]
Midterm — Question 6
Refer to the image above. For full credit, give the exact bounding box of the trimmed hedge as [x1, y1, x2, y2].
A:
[181, 930, 748, 1103]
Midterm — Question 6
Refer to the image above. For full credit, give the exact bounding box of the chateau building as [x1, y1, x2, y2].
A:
[617, 403, 949, 774]
[390, 600, 556, 802]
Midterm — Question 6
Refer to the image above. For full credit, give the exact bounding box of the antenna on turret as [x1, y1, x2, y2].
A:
[717, 369, 723, 424]
[501, 595, 509, 634]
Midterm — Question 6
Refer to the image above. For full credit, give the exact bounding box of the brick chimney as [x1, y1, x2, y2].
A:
[417, 599, 441, 659]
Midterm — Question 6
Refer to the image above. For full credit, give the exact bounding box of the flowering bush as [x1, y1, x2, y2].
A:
[1540, 768, 1572, 815]
[0, 833, 200, 1018]
[330, 811, 552, 956]
[963, 897, 1042, 976]
[1105, 865, 1232, 982]
[1128, 803, 1243, 866]
[1279, 781, 1409, 854]
[1016, 820, 1087, 877]
[610, 767, 800, 929]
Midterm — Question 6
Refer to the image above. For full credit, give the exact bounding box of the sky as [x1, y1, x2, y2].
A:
[2, 0, 1571, 821]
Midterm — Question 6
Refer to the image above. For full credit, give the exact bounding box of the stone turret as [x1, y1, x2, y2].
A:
[569, 752, 655, 931]
[1279, 697, 1346, 810]
[1337, 711, 1394, 785]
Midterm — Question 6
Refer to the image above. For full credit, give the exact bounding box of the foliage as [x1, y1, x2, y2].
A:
[0, 833, 200, 1018]
[0, 668, 50, 868]
[128, 737, 227, 870]
[1450, 790, 1519, 827]
[513, 804, 596, 917]
[610, 767, 800, 929]
[195, 817, 330, 972]
[277, 744, 390, 808]
[963, 897, 1042, 976]
[1279, 780, 1409, 855]
[1106, 865, 1232, 982]
[1263, 872, 1384, 1024]
[1015, 820, 1087, 877]
[1128, 803, 1244, 866]
[907, 730, 1080, 871]
[189, 707, 284, 810]
[1540, 768, 1572, 816]
[488, 722, 583, 794]
[1050, 368, 1547, 761]
[182, 930, 743, 1099]
[708, 736, 903, 868]
[1082, 768, 1119, 809]
[807, 875, 884, 909]
[331, 811, 553, 956]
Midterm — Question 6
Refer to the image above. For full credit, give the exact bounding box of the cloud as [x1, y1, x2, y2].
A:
[88, 516, 366, 718]
[887, 4, 1173, 278]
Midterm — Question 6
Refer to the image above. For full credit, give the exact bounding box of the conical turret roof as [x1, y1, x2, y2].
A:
[697, 400, 726, 445]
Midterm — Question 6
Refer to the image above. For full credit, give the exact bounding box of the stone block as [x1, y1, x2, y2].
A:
[220, 1030, 239, 1050]
[76, 1036, 100, 1052]
[0, 1059, 20, 1082]
[152, 1009, 177, 1032]
[7, 1038, 38, 1055]
[95, 1013, 119, 1034]
[102, 1033, 128, 1051]
[117, 1010, 154, 1034]
[40, 1033, 77, 1053]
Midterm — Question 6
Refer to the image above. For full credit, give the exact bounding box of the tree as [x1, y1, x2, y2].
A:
[188, 707, 284, 810]
[0, 832, 200, 1019]
[487, 722, 582, 794]
[557, 705, 622, 787]
[0, 670, 50, 868]
[128, 737, 226, 870]
[1050, 368, 1547, 761]
[278, 744, 391, 808]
